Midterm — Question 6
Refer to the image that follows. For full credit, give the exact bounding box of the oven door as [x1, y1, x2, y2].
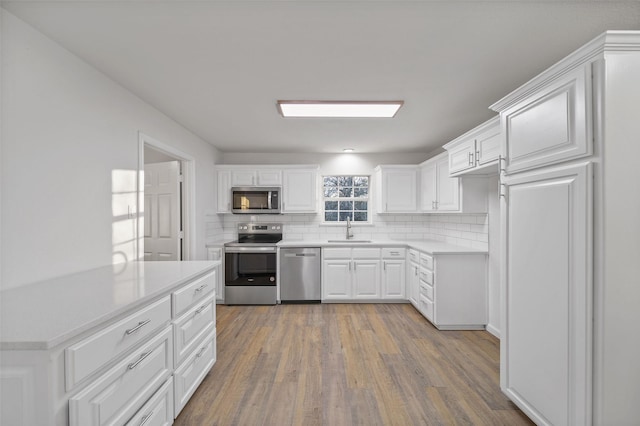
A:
[224, 247, 277, 287]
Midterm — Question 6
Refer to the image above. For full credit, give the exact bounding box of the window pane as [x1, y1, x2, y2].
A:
[353, 176, 368, 187]
[339, 212, 353, 221]
[354, 201, 367, 211]
[325, 211, 338, 221]
[354, 187, 368, 198]
[338, 176, 353, 186]
[324, 187, 338, 198]
[325, 201, 338, 210]
[338, 187, 352, 197]
[324, 176, 338, 187]
[354, 212, 368, 221]
[339, 201, 353, 210]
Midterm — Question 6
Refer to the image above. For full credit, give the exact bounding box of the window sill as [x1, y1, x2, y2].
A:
[319, 222, 374, 227]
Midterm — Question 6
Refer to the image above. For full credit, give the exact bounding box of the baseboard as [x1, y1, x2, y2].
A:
[486, 323, 501, 339]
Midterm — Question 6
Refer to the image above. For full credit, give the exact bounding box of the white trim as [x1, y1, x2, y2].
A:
[138, 132, 196, 261]
[485, 324, 500, 339]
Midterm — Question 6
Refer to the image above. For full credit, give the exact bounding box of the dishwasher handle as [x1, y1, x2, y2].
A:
[284, 253, 317, 257]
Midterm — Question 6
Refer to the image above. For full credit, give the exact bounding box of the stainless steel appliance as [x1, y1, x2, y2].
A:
[224, 222, 282, 305]
[280, 247, 321, 303]
[231, 187, 281, 214]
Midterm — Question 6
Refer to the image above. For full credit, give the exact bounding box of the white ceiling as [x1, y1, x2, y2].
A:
[3, 1, 640, 154]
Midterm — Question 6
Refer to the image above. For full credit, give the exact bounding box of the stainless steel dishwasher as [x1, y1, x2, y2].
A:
[280, 247, 321, 303]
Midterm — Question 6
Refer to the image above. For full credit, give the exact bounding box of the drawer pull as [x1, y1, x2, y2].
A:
[390, 251, 399, 255]
[140, 411, 154, 426]
[125, 319, 151, 335]
[195, 346, 207, 359]
[195, 305, 207, 315]
[128, 350, 153, 370]
[195, 284, 208, 293]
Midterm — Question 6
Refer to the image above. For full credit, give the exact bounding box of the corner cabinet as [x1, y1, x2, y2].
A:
[282, 167, 319, 213]
[374, 166, 418, 213]
[420, 153, 459, 212]
[490, 31, 640, 426]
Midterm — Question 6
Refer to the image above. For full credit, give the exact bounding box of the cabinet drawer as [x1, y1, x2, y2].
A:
[173, 272, 215, 318]
[420, 295, 434, 322]
[323, 248, 352, 259]
[419, 253, 433, 270]
[381, 248, 406, 259]
[174, 329, 217, 417]
[69, 326, 173, 426]
[174, 294, 216, 367]
[125, 377, 173, 426]
[420, 281, 434, 301]
[408, 249, 419, 264]
[419, 269, 433, 285]
[352, 248, 381, 259]
[65, 296, 171, 390]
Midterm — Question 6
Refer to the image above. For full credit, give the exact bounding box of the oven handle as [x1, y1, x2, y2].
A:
[224, 246, 277, 253]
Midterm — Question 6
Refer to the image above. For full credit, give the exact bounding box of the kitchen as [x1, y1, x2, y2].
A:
[1, 2, 640, 425]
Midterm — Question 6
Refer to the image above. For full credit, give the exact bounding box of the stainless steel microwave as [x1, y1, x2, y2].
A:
[231, 187, 281, 214]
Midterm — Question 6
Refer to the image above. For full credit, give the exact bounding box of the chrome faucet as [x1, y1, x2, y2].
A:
[346, 216, 354, 240]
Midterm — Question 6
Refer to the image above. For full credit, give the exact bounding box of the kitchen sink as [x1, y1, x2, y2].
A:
[327, 240, 372, 243]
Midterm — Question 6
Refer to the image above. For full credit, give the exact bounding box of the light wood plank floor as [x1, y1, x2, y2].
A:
[175, 303, 533, 425]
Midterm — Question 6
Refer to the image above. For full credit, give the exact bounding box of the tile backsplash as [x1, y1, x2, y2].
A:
[214, 213, 488, 250]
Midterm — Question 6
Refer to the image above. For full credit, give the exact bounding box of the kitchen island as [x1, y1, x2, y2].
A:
[0, 260, 220, 426]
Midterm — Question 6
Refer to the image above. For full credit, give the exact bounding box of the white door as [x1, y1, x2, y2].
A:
[436, 156, 460, 211]
[144, 161, 181, 261]
[353, 260, 381, 299]
[282, 169, 317, 212]
[322, 260, 351, 299]
[420, 162, 437, 212]
[501, 162, 591, 426]
[382, 170, 417, 212]
[382, 260, 405, 299]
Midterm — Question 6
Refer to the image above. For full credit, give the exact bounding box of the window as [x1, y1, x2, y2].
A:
[323, 175, 369, 223]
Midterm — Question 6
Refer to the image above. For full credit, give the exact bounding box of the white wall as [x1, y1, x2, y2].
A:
[0, 9, 222, 289]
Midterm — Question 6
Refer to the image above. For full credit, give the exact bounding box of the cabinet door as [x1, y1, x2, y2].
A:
[502, 66, 592, 174]
[231, 171, 256, 186]
[352, 260, 380, 299]
[256, 170, 282, 186]
[502, 162, 591, 426]
[322, 260, 351, 299]
[448, 139, 476, 174]
[382, 260, 405, 299]
[216, 170, 231, 213]
[282, 168, 318, 212]
[407, 262, 420, 307]
[435, 156, 460, 211]
[420, 162, 437, 212]
[380, 169, 417, 212]
[476, 127, 501, 166]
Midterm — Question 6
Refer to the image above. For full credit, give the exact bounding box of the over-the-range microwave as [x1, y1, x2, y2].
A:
[231, 187, 281, 214]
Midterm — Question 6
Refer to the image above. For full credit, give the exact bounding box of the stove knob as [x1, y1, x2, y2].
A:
[271, 226, 276, 230]
[277, 226, 281, 230]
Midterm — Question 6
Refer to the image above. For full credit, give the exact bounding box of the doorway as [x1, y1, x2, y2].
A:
[138, 132, 195, 261]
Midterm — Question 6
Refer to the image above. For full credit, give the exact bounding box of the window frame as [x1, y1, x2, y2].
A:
[321, 174, 372, 225]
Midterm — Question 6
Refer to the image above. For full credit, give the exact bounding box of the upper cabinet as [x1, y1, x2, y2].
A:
[420, 153, 487, 213]
[216, 165, 318, 214]
[499, 66, 592, 174]
[231, 169, 282, 186]
[443, 116, 501, 176]
[374, 166, 418, 213]
[282, 167, 319, 213]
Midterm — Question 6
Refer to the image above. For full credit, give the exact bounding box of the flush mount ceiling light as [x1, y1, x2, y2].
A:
[343, 148, 355, 153]
[277, 100, 404, 118]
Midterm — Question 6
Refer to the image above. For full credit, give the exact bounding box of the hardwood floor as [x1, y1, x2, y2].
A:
[175, 303, 533, 425]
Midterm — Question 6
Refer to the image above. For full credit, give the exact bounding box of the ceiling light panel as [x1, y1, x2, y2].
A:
[278, 101, 403, 118]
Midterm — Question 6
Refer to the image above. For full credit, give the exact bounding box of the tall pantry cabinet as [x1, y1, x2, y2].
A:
[490, 31, 640, 426]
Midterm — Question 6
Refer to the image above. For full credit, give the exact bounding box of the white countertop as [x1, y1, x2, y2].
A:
[0, 261, 219, 351]
[277, 239, 487, 254]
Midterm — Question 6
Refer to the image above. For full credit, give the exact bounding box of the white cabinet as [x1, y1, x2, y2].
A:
[282, 167, 318, 213]
[381, 248, 406, 299]
[374, 166, 418, 213]
[407, 250, 420, 308]
[322, 248, 382, 300]
[206, 248, 224, 303]
[489, 32, 640, 426]
[420, 153, 459, 212]
[410, 250, 487, 330]
[216, 170, 231, 213]
[420, 153, 487, 213]
[231, 169, 282, 186]
[444, 116, 501, 176]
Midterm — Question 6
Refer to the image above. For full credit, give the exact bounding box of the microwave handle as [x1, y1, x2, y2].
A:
[268, 191, 272, 210]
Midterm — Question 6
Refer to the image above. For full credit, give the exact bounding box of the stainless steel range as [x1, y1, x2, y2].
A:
[224, 222, 282, 305]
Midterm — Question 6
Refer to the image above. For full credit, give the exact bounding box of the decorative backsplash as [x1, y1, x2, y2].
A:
[213, 213, 488, 250]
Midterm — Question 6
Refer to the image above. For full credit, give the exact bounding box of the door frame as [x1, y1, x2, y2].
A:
[137, 132, 196, 261]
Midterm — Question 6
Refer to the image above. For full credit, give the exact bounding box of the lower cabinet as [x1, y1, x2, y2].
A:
[322, 248, 381, 300]
[125, 377, 174, 426]
[407, 250, 420, 308]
